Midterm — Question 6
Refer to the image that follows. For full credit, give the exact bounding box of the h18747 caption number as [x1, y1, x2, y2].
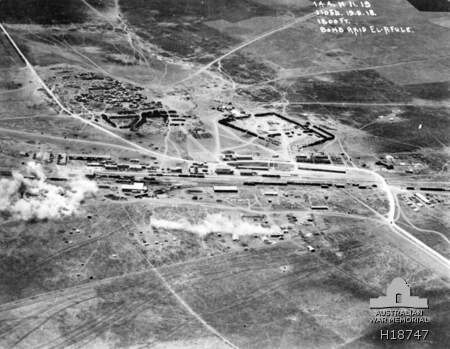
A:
[380, 329, 429, 341]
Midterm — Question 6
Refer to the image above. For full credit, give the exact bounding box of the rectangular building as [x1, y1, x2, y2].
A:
[213, 186, 239, 193]
[263, 191, 278, 196]
[121, 182, 147, 193]
[311, 205, 329, 210]
[415, 193, 430, 205]
[69, 154, 111, 161]
[215, 168, 234, 175]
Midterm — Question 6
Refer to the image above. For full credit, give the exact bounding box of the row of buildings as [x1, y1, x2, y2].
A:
[296, 152, 332, 164]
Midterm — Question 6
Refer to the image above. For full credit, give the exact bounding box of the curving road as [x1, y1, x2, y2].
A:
[172, 11, 317, 86]
[350, 167, 450, 272]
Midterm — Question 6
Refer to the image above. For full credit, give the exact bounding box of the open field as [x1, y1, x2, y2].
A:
[0, 214, 449, 348]
[0, 0, 449, 347]
[288, 104, 450, 154]
[160, 218, 450, 348]
[119, 0, 243, 59]
[220, 0, 450, 86]
[405, 82, 450, 101]
[0, 268, 230, 349]
[0, 31, 23, 67]
[0, 0, 89, 24]
[282, 70, 411, 103]
[406, 0, 449, 12]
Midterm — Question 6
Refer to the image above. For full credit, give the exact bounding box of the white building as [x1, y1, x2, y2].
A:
[263, 191, 278, 197]
[414, 193, 430, 205]
[121, 182, 147, 193]
[213, 186, 238, 193]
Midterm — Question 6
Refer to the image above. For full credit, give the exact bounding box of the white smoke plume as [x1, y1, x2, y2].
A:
[151, 213, 280, 237]
[0, 162, 97, 221]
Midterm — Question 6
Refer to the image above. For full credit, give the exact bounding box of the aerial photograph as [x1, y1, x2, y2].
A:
[0, 0, 449, 348]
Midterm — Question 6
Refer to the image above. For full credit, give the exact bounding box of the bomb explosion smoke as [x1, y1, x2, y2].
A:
[0, 162, 97, 220]
[151, 213, 280, 236]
